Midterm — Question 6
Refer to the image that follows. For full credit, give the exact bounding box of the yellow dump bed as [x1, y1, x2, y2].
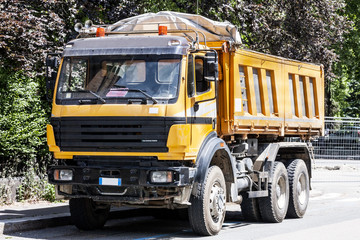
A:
[218, 47, 324, 139]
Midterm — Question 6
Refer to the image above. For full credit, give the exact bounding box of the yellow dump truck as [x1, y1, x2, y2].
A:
[46, 12, 324, 236]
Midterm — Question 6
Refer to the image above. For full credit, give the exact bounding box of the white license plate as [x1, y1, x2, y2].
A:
[99, 177, 122, 186]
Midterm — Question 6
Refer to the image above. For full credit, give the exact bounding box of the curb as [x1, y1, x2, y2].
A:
[0, 213, 70, 234]
[0, 208, 143, 235]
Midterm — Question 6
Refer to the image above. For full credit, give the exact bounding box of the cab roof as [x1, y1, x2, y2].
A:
[63, 35, 189, 57]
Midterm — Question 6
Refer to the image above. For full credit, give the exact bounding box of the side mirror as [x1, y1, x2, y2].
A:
[204, 51, 218, 81]
[46, 57, 59, 68]
[46, 53, 61, 102]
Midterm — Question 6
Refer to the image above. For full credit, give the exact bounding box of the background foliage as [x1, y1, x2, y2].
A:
[0, 70, 49, 176]
[332, 0, 360, 117]
[0, 0, 358, 200]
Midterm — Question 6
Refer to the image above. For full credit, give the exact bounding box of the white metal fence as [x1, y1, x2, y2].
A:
[312, 117, 360, 160]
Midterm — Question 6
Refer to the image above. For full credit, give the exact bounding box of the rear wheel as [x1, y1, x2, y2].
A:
[259, 162, 289, 223]
[286, 159, 310, 218]
[69, 198, 110, 230]
[188, 166, 226, 236]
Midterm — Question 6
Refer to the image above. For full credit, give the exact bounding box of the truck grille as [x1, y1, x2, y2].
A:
[51, 117, 185, 152]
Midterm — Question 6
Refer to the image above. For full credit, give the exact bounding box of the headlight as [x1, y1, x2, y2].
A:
[54, 169, 73, 181]
[150, 171, 173, 183]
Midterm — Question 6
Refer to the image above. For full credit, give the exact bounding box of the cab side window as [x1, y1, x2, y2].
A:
[195, 57, 210, 94]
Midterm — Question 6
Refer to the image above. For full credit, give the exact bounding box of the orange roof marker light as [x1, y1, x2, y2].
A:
[158, 26, 167, 36]
[96, 27, 105, 37]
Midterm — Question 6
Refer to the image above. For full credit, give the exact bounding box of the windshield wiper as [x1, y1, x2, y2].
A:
[76, 89, 106, 104]
[112, 84, 157, 104]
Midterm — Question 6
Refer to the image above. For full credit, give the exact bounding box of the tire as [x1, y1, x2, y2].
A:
[188, 166, 226, 236]
[286, 159, 310, 218]
[259, 162, 289, 223]
[69, 198, 110, 230]
[240, 192, 262, 222]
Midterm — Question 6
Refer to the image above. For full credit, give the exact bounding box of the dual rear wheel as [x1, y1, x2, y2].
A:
[241, 159, 310, 223]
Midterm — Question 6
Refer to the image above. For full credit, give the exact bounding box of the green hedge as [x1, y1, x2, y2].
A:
[0, 69, 51, 177]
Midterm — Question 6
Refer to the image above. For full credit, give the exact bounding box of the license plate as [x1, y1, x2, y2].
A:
[99, 177, 122, 186]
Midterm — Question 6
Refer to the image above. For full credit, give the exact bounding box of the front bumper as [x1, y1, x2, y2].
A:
[48, 165, 195, 203]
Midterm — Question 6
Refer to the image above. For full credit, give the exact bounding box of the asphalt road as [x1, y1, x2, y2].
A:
[2, 160, 360, 240]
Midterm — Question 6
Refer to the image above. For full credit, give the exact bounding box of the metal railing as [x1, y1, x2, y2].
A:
[312, 117, 360, 160]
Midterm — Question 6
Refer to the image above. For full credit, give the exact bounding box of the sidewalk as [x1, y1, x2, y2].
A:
[0, 201, 70, 234]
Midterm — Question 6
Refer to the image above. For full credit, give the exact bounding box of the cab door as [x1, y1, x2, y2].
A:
[186, 53, 217, 150]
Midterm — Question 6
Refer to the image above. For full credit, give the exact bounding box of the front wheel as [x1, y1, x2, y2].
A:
[286, 159, 310, 218]
[259, 161, 289, 223]
[69, 198, 110, 230]
[240, 192, 262, 222]
[188, 166, 226, 236]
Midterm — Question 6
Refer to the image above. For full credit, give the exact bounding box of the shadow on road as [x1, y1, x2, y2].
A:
[6, 208, 254, 240]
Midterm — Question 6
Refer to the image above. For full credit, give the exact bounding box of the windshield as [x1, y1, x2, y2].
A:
[56, 55, 181, 104]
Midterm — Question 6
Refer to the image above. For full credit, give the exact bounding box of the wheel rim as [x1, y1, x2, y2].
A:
[209, 181, 226, 223]
[297, 173, 307, 205]
[276, 176, 287, 210]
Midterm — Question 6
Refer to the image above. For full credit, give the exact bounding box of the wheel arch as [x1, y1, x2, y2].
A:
[254, 142, 312, 183]
[192, 131, 237, 201]
[277, 144, 312, 180]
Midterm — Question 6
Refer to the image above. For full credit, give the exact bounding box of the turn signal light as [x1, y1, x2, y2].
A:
[96, 27, 105, 37]
[158, 26, 167, 36]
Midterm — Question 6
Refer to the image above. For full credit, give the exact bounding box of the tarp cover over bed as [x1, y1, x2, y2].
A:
[110, 11, 241, 44]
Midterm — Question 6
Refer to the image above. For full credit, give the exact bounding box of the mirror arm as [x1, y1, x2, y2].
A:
[194, 96, 217, 112]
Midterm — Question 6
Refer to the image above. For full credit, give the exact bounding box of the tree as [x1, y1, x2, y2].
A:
[0, 70, 48, 176]
[332, 0, 360, 117]
[0, 0, 72, 74]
